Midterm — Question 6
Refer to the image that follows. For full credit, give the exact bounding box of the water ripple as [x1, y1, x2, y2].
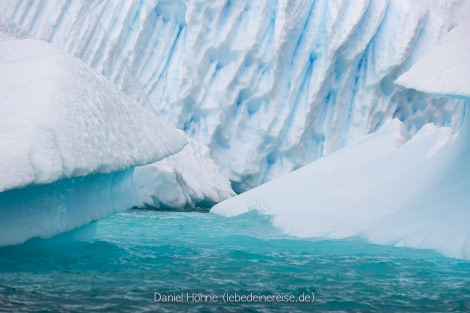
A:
[1, 211, 469, 312]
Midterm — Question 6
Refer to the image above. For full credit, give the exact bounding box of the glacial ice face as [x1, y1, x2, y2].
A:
[0, 36, 188, 245]
[213, 20, 470, 260]
[1, 0, 466, 191]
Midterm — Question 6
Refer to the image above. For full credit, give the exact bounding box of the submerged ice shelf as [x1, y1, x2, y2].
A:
[0, 170, 138, 246]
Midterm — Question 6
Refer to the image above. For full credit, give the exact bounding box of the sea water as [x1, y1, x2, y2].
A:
[1, 210, 470, 312]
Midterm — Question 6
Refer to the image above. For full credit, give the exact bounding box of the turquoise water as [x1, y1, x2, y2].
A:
[1, 210, 470, 312]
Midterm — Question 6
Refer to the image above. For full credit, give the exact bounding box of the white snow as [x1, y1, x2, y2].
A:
[0, 38, 187, 193]
[396, 20, 470, 98]
[211, 118, 470, 259]
[213, 17, 470, 259]
[0, 37, 188, 245]
[1, 0, 466, 191]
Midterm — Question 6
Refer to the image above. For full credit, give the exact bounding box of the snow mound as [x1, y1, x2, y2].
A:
[0, 38, 187, 193]
[0, 37, 187, 245]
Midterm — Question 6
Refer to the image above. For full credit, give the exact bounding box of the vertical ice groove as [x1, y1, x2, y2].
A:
[0, 0, 465, 191]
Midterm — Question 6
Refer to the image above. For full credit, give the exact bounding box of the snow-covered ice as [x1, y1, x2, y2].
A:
[211, 118, 469, 259]
[0, 37, 187, 245]
[0, 15, 234, 245]
[1, 0, 466, 191]
[213, 20, 470, 260]
[396, 20, 470, 98]
[0, 38, 187, 192]
[1, 1, 469, 257]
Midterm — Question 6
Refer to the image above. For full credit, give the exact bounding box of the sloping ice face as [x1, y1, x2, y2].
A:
[212, 20, 470, 260]
[0, 0, 466, 191]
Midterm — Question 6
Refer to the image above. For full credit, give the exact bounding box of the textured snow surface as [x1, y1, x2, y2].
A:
[134, 138, 235, 210]
[213, 21, 470, 260]
[1, 0, 466, 191]
[396, 20, 470, 98]
[0, 35, 192, 245]
[0, 38, 187, 193]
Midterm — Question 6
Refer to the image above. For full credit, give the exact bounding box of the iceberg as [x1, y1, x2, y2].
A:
[1, 0, 469, 256]
[0, 38, 187, 192]
[0, 36, 187, 246]
[0, 12, 234, 213]
[0, 0, 467, 191]
[134, 138, 235, 210]
[213, 20, 470, 260]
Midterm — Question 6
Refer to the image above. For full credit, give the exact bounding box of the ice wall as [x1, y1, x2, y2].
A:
[0, 0, 466, 191]
[0, 14, 28, 41]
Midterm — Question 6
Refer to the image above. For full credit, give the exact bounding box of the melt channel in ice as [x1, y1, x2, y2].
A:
[212, 20, 470, 260]
[0, 0, 467, 191]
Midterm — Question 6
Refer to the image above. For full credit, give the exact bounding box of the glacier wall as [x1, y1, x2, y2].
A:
[1, 0, 466, 191]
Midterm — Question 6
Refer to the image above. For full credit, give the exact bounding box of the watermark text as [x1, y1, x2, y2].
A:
[153, 292, 315, 304]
